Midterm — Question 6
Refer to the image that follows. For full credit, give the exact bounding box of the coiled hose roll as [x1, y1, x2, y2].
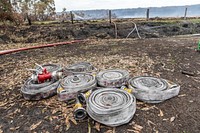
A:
[86, 88, 136, 127]
[21, 79, 59, 100]
[21, 64, 62, 100]
[57, 74, 97, 101]
[64, 62, 98, 75]
[35, 64, 62, 73]
[128, 76, 180, 103]
[96, 69, 129, 87]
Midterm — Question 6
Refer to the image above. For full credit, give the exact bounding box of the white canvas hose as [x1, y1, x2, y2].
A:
[21, 79, 60, 100]
[35, 63, 62, 73]
[86, 88, 136, 127]
[128, 76, 180, 103]
[21, 64, 62, 100]
[77, 87, 105, 104]
[64, 62, 98, 75]
[57, 74, 97, 101]
[126, 22, 141, 39]
[96, 69, 129, 87]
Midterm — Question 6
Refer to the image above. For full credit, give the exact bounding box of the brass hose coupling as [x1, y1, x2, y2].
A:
[73, 98, 87, 120]
[77, 89, 92, 104]
[120, 86, 133, 94]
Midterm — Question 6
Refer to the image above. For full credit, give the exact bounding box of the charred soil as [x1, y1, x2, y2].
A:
[0, 36, 200, 132]
[1, 19, 200, 44]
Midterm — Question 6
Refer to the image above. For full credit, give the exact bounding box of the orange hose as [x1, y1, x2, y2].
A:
[0, 40, 84, 55]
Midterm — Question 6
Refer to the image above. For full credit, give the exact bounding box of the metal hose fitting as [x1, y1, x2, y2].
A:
[38, 64, 63, 81]
[30, 71, 63, 82]
[86, 88, 136, 127]
[52, 71, 63, 80]
[21, 64, 62, 100]
[57, 74, 97, 102]
[128, 76, 180, 103]
[96, 69, 129, 87]
[73, 98, 87, 120]
[77, 89, 93, 104]
[120, 86, 133, 94]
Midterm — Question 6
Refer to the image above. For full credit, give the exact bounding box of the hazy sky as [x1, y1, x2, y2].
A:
[55, 0, 200, 11]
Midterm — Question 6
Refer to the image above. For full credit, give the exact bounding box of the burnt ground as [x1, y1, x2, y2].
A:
[0, 36, 200, 133]
[1, 19, 200, 44]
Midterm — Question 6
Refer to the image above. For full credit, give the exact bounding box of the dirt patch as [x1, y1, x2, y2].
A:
[1, 20, 200, 44]
[0, 37, 200, 132]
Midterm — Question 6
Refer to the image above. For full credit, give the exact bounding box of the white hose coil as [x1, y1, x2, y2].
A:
[126, 22, 141, 39]
[86, 88, 136, 127]
[21, 64, 62, 100]
[64, 62, 97, 75]
[96, 69, 129, 87]
[35, 64, 62, 73]
[128, 76, 180, 103]
[57, 74, 97, 101]
[21, 79, 59, 100]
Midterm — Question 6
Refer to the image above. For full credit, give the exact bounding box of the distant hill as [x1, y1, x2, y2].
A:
[57, 4, 200, 20]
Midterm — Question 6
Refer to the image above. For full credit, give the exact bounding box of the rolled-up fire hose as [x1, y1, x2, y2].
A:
[21, 64, 62, 100]
[21, 79, 59, 100]
[35, 63, 62, 73]
[86, 88, 136, 127]
[57, 74, 97, 102]
[128, 76, 180, 103]
[64, 62, 97, 76]
[96, 69, 129, 87]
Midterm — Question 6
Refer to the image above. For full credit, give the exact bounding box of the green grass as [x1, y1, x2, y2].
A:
[32, 20, 60, 25]
[187, 18, 200, 23]
[136, 17, 200, 24]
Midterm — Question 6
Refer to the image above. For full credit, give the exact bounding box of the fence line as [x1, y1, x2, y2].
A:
[68, 7, 198, 24]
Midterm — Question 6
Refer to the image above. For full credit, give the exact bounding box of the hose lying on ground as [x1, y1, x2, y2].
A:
[57, 74, 97, 102]
[128, 76, 180, 103]
[77, 87, 105, 104]
[86, 88, 136, 127]
[0, 40, 83, 56]
[64, 62, 98, 76]
[112, 22, 118, 39]
[35, 64, 62, 73]
[96, 69, 129, 87]
[21, 79, 60, 100]
[21, 64, 62, 100]
[126, 22, 141, 39]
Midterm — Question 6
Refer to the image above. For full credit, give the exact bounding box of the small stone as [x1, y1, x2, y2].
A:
[189, 100, 193, 103]
[170, 117, 175, 122]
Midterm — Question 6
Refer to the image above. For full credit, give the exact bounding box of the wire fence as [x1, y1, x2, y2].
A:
[57, 5, 200, 23]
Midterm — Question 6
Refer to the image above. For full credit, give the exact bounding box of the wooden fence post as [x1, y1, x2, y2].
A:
[184, 7, 188, 20]
[108, 10, 112, 23]
[146, 8, 150, 21]
[70, 11, 74, 24]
